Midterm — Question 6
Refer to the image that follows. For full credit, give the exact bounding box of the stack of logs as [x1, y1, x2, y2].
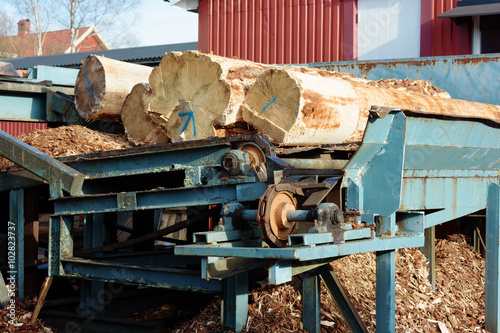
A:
[74, 51, 500, 147]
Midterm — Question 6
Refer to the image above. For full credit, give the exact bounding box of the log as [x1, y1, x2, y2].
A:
[241, 68, 500, 145]
[121, 83, 169, 146]
[147, 51, 269, 142]
[75, 55, 153, 121]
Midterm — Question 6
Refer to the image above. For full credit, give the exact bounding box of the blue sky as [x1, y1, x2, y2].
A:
[136, 0, 198, 46]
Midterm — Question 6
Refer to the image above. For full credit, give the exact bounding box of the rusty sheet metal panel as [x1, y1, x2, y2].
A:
[0, 121, 47, 137]
[307, 53, 500, 105]
[198, 0, 355, 64]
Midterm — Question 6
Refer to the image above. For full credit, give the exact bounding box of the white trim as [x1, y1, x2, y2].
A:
[90, 27, 111, 50]
[63, 26, 110, 53]
[170, 0, 199, 11]
[472, 16, 481, 55]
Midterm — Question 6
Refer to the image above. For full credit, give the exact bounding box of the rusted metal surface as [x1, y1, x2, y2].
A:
[198, 0, 357, 64]
[309, 53, 500, 105]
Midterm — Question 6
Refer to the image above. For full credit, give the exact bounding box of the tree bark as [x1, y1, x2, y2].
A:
[147, 51, 269, 142]
[75, 55, 153, 121]
[121, 83, 169, 146]
[242, 68, 500, 145]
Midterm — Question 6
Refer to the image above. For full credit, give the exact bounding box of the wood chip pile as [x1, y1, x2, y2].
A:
[0, 125, 132, 170]
[168, 235, 486, 333]
[0, 299, 55, 332]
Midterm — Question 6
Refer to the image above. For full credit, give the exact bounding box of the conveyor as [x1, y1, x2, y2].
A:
[1, 104, 499, 332]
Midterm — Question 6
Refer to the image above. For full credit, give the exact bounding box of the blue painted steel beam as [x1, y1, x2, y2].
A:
[53, 182, 268, 215]
[175, 235, 424, 261]
[376, 250, 396, 333]
[221, 272, 249, 332]
[0, 80, 74, 122]
[48, 216, 61, 277]
[60, 141, 232, 179]
[61, 258, 221, 293]
[27, 66, 78, 87]
[302, 270, 321, 333]
[343, 110, 406, 218]
[9, 189, 24, 301]
[486, 182, 500, 333]
[81, 214, 104, 316]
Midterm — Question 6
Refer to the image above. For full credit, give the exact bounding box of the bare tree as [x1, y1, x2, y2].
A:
[6, 0, 54, 55]
[0, 9, 15, 57]
[58, 0, 141, 52]
[3, 0, 141, 55]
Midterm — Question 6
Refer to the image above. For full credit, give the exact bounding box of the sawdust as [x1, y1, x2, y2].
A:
[0, 125, 132, 170]
[367, 78, 451, 98]
[286, 65, 450, 98]
[0, 298, 55, 332]
[168, 235, 486, 333]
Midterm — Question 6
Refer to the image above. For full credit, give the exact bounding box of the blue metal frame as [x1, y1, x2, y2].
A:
[9, 189, 24, 301]
[486, 182, 500, 333]
[2, 96, 500, 332]
[376, 250, 396, 333]
[221, 272, 249, 331]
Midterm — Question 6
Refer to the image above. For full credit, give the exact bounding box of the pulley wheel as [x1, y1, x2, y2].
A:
[257, 186, 297, 248]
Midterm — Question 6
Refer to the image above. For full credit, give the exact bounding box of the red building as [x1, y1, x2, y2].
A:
[171, 0, 500, 64]
[0, 19, 109, 58]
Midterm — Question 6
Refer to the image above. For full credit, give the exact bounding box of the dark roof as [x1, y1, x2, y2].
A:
[438, 3, 500, 19]
[0, 42, 198, 69]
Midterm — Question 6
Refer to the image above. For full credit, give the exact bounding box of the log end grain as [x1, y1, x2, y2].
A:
[75, 55, 106, 120]
[242, 68, 301, 143]
[121, 83, 170, 146]
[148, 51, 231, 142]
[75, 55, 154, 122]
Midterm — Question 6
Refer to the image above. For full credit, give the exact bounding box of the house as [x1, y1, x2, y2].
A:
[170, 0, 500, 63]
[0, 19, 110, 58]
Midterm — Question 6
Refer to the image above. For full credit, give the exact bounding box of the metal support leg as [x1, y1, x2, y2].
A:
[319, 265, 368, 333]
[9, 189, 24, 301]
[49, 215, 74, 277]
[81, 214, 105, 317]
[486, 182, 500, 333]
[421, 226, 436, 289]
[23, 189, 39, 298]
[48, 216, 60, 277]
[221, 272, 248, 332]
[302, 270, 321, 333]
[376, 250, 396, 333]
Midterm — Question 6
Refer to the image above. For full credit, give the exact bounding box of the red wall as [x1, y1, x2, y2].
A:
[421, 0, 471, 57]
[0, 121, 47, 137]
[198, 0, 471, 64]
[198, 0, 357, 64]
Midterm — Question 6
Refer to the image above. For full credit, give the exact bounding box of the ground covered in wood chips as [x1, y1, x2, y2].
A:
[166, 235, 485, 333]
[0, 125, 132, 170]
[0, 299, 55, 332]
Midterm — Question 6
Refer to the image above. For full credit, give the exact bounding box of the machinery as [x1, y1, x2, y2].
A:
[1, 57, 500, 333]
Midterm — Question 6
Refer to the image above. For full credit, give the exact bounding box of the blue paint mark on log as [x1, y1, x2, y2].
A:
[179, 110, 197, 137]
[83, 66, 92, 96]
[263, 96, 278, 112]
